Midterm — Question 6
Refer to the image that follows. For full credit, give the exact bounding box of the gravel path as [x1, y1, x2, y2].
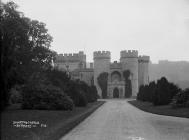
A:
[60, 99, 189, 140]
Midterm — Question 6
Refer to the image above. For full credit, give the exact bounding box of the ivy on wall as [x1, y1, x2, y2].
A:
[123, 70, 132, 98]
[97, 72, 109, 98]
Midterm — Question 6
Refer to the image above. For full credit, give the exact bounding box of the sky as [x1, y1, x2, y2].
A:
[2, 0, 189, 63]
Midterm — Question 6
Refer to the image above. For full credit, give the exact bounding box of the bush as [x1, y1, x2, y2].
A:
[152, 77, 171, 105]
[77, 81, 98, 103]
[171, 88, 189, 108]
[66, 80, 88, 107]
[90, 85, 99, 101]
[76, 91, 88, 107]
[45, 69, 71, 92]
[21, 83, 74, 110]
[45, 69, 98, 105]
[137, 77, 180, 106]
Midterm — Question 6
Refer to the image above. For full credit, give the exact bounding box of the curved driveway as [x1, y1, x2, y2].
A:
[60, 99, 189, 140]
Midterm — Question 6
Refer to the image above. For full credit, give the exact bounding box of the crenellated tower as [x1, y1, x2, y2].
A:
[138, 55, 150, 87]
[120, 50, 139, 96]
[93, 51, 111, 98]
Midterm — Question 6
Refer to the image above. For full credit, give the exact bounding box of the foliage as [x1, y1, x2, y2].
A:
[1, 1, 55, 110]
[153, 77, 179, 105]
[22, 81, 74, 110]
[66, 80, 88, 107]
[171, 88, 189, 108]
[137, 81, 156, 102]
[97, 72, 108, 98]
[45, 69, 71, 92]
[77, 81, 98, 103]
[76, 91, 88, 107]
[45, 69, 98, 107]
[45, 69, 98, 105]
[90, 85, 99, 101]
[123, 70, 132, 98]
[1, 1, 98, 110]
[137, 77, 180, 106]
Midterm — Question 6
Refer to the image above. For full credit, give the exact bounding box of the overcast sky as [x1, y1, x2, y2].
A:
[3, 0, 189, 63]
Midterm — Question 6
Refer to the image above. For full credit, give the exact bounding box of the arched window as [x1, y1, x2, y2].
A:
[111, 71, 121, 82]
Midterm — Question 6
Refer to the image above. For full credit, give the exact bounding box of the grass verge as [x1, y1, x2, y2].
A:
[128, 100, 189, 118]
[1, 101, 105, 140]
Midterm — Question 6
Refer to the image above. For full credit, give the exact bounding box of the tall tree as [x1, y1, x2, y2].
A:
[1, 2, 55, 110]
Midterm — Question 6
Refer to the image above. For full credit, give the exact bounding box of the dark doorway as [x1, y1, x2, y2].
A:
[113, 87, 119, 98]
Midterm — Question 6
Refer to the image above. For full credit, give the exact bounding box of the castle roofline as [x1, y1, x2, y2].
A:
[138, 55, 150, 63]
[55, 51, 86, 62]
[93, 51, 111, 59]
[120, 50, 138, 58]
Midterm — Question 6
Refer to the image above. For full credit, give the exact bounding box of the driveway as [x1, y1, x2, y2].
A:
[60, 99, 189, 140]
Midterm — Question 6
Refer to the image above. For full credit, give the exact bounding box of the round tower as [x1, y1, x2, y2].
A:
[138, 55, 150, 87]
[93, 51, 111, 98]
[120, 50, 138, 97]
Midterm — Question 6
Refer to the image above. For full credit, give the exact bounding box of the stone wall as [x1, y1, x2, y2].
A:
[79, 69, 94, 86]
[54, 51, 86, 72]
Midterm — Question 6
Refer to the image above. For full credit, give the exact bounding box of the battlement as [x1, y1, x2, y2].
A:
[93, 51, 111, 59]
[110, 61, 121, 69]
[138, 55, 150, 63]
[120, 50, 138, 58]
[55, 51, 86, 62]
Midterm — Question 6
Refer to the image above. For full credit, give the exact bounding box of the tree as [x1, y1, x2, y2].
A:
[97, 72, 108, 98]
[123, 70, 132, 98]
[153, 77, 174, 105]
[1, 2, 55, 110]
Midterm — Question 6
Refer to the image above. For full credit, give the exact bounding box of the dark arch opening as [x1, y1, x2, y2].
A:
[113, 87, 119, 98]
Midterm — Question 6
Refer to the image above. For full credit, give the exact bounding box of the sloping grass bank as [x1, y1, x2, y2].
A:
[1, 101, 105, 140]
[128, 100, 189, 118]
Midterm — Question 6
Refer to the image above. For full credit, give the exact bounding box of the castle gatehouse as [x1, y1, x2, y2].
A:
[54, 50, 150, 98]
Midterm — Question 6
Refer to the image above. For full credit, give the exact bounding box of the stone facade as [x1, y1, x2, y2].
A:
[54, 51, 86, 71]
[54, 50, 150, 98]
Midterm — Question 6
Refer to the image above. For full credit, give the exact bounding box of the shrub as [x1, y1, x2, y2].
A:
[77, 81, 98, 103]
[90, 85, 99, 102]
[152, 77, 171, 105]
[76, 91, 88, 107]
[45, 69, 98, 104]
[137, 77, 180, 106]
[66, 80, 88, 107]
[137, 84, 154, 102]
[171, 88, 189, 108]
[45, 69, 71, 92]
[21, 83, 74, 110]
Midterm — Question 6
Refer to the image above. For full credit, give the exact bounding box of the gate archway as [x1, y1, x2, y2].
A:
[113, 87, 119, 98]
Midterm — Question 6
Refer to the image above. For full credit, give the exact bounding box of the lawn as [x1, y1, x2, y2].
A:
[1, 101, 105, 140]
[128, 100, 189, 118]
